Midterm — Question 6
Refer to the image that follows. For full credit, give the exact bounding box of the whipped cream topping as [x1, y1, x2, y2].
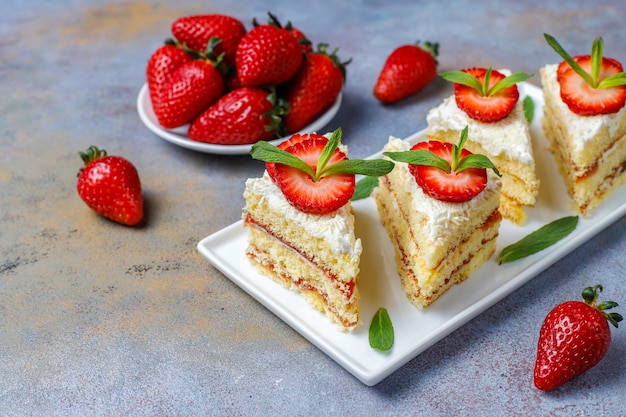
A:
[426, 70, 535, 165]
[384, 136, 500, 243]
[245, 173, 362, 259]
[542, 64, 626, 153]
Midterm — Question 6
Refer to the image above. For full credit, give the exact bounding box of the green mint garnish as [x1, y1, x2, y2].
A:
[544, 33, 626, 89]
[383, 126, 501, 177]
[498, 216, 579, 264]
[250, 128, 394, 180]
[351, 176, 379, 201]
[523, 96, 534, 123]
[439, 67, 533, 96]
[369, 308, 394, 351]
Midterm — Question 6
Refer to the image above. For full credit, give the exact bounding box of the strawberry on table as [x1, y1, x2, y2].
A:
[544, 34, 626, 116]
[250, 128, 394, 215]
[76, 146, 143, 226]
[188, 87, 287, 145]
[373, 41, 439, 104]
[384, 126, 501, 202]
[534, 284, 622, 391]
[153, 38, 226, 129]
[235, 14, 304, 87]
[281, 44, 349, 133]
[440, 67, 533, 122]
[171, 14, 246, 66]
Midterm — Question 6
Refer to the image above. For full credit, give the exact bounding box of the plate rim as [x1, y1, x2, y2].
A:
[136, 83, 343, 155]
[196, 82, 626, 385]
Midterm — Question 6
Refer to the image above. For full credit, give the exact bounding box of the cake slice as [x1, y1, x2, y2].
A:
[541, 34, 626, 216]
[427, 67, 539, 225]
[373, 129, 502, 308]
[244, 129, 393, 330]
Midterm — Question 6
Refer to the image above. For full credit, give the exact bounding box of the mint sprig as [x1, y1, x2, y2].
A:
[498, 216, 579, 264]
[250, 128, 395, 180]
[369, 308, 394, 351]
[440, 67, 533, 96]
[544, 33, 626, 89]
[523, 96, 534, 123]
[383, 126, 501, 177]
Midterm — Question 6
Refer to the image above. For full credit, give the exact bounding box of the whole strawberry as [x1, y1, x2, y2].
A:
[259, 12, 312, 54]
[373, 41, 438, 104]
[154, 38, 226, 129]
[188, 87, 287, 145]
[146, 41, 194, 110]
[235, 15, 304, 87]
[171, 14, 246, 66]
[281, 44, 349, 133]
[76, 146, 143, 226]
[534, 284, 622, 391]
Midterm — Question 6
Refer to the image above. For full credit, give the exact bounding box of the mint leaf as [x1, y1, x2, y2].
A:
[322, 158, 394, 177]
[369, 308, 394, 351]
[250, 141, 315, 177]
[498, 216, 579, 264]
[316, 128, 342, 178]
[384, 149, 450, 172]
[598, 72, 626, 89]
[439, 70, 484, 92]
[488, 71, 534, 96]
[440, 68, 533, 96]
[455, 153, 501, 176]
[352, 176, 379, 201]
[544, 33, 595, 86]
[523, 96, 534, 123]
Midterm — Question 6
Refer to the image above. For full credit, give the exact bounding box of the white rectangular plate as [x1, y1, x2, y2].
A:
[197, 83, 626, 386]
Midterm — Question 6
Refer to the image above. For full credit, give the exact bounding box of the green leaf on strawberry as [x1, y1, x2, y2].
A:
[384, 126, 501, 176]
[440, 67, 533, 97]
[544, 33, 626, 90]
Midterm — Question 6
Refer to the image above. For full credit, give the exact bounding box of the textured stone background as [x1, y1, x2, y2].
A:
[1, 0, 625, 415]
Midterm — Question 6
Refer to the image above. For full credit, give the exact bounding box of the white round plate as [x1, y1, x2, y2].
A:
[136, 83, 342, 155]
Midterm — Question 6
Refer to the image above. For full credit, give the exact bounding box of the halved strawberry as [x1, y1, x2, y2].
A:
[266, 133, 311, 181]
[545, 34, 626, 116]
[453, 68, 520, 122]
[558, 56, 626, 115]
[272, 136, 355, 214]
[408, 141, 487, 202]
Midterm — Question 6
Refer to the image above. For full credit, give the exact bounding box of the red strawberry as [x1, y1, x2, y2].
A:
[281, 44, 348, 133]
[146, 42, 193, 110]
[235, 21, 304, 87]
[558, 56, 626, 115]
[155, 58, 225, 129]
[188, 87, 287, 145]
[453, 68, 520, 122]
[373, 41, 438, 104]
[556, 55, 585, 82]
[266, 133, 315, 181]
[171, 14, 246, 66]
[76, 146, 143, 226]
[534, 285, 622, 391]
[258, 11, 313, 54]
[272, 135, 355, 214]
[409, 140, 488, 202]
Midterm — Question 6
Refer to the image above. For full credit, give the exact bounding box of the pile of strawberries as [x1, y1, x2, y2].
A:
[146, 12, 349, 145]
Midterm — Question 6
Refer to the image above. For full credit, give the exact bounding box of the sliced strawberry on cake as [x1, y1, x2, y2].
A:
[426, 67, 539, 225]
[373, 127, 503, 308]
[243, 129, 393, 330]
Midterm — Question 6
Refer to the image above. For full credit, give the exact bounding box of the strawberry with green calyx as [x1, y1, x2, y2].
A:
[235, 15, 304, 87]
[188, 86, 288, 145]
[373, 40, 439, 104]
[544, 33, 626, 116]
[440, 67, 533, 122]
[76, 146, 143, 226]
[281, 43, 350, 133]
[384, 126, 501, 202]
[146, 40, 195, 112]
[154, 37, 226, 129]
[171, 14, 246, 66]
[250, 128, 394, 214]
[255, 11, 313, 54]
[534, 284, 623, 391]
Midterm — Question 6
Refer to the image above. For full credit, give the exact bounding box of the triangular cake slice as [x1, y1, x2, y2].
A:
[373, 134, 502, 308]
[427, 68, 539, 225]
[243, 129, 393, 330]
